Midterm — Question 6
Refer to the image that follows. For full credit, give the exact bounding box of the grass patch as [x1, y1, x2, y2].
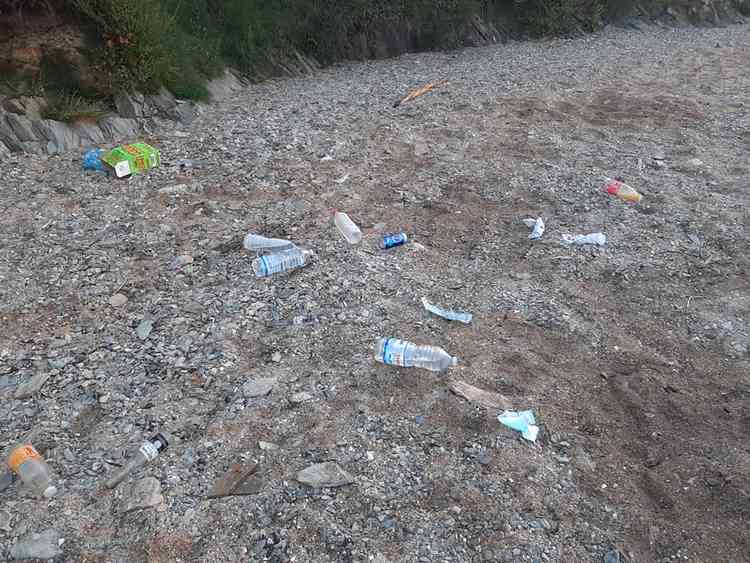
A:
[40, 93, 108, 122]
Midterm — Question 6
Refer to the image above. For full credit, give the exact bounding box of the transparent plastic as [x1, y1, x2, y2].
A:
[7, 444, 57, 498]
[252, 248, 314, 277]
[105, 433, 169, 489]
[375, 338, 458, 372]
[334, 212, 362, 245]
[243, 233, 296, 253]
[602, 177, 642, 203]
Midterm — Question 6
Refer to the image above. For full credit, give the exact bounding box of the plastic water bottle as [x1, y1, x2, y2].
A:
[252, 248, 314, 278]
[7, 444, 57, 498]
[105, 433, 169, 489]
[243, 233, 296, 253]
[602, 177, 642, 203]
[334, 211, 362, 244]
[375, 338, 458, 372]
[379, 233, 408, 249]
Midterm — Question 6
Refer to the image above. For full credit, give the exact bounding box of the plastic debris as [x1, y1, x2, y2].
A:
[102, 143, 161, 178]
[83, 148, 106, 172]
[243, 233, 296, 253]
[422, 297, 472, 324]
[498, 410, 539, 442]
[105, 433, 169, 489]
[393, 79, 449, 108]
[449, 380, 510, 410]
[333, 211, 362, 244]
[379, 232, 408, 249]
[561, 233, 607, 246]
[252, 248, 314, 278]
[602, 177, 642, 203]
[375, 338, 458, 371]
[523, 217, 545, 240]
[7, 444, 57, 498]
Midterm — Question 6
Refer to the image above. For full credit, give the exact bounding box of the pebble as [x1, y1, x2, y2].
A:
[603, 550, 623, 563]
[271, 352, 282, 363]
[296, 462, 354, 488]
[13, 372, 50, 399]
[121, 477, 163, 513]
[258, 440, 279, 450]
[0, 509, 11, 532]
[109, 293, 128, 307]
[135, 319, 154, 340]
[242, 377, 277, 398]
[290, 391, 313, 404]
[10, 529, 63, 560]
[175, 254, 194, 266]
[208, 463, 261, 498]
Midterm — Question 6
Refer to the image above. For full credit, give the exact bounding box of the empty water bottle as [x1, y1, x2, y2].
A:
[375, 338, 458, 372]
[379, 233, 408, 249]
[105, 433, 169, 489]
[334, 211, 362, 244]
[243, 233, 296, 253]
[252, 248, 314, 278]
[7, 444, 57, 498]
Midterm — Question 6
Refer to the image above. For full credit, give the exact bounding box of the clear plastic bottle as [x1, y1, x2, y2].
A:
[243, 233, 296, 253]
[379, 233, 408, 249]
[334, 211, 362, 245]
[7, 444, 57, 498]
[105, 433, 169, 489]
[601, 177, 642, 203]
[252, 248, 314, 278]
[375, 338, 458, 372]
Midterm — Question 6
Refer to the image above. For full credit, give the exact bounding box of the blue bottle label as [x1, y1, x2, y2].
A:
[382, 233, 408, 249]
[382, 338, 408, 366]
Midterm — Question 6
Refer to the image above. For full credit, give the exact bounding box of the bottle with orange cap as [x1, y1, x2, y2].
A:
[7, 443, 57, 498]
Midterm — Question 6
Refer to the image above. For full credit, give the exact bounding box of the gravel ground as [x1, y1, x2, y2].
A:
[1, 22, 749, 563]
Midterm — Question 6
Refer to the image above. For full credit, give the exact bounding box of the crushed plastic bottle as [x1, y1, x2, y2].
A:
[7, 444, 57, 498]
[334, 211, 362, 244]
[105, 433, 169, 489]
[252, 248, 314, 278]
[375, 338, 458, 372]
[523, 217, 545, 240]
[422, 297, 472, 324]
[561, 233, 607, 246]
[83, 148, 107, 172]
[243, 233, 296, 253]
[602, 177, 642, 203]
[379, 232, 409, 249]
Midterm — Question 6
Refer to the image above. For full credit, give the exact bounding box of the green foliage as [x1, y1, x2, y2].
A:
[40, 93, 108, 122]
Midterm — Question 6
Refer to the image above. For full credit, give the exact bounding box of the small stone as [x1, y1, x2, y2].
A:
[175, 254, 194, 266]
[686, 158, 703, 168]
[109, 293, 128, 307]
[271, 352, 282, 363]
[258, 441, 279, 451]
[603, 550, 623, 563]
[47, 356, 71, 370]
[10, 529, 63, 560]
[290, 391, 313, 404]
[477, 452, 492, 465]
[158, 183, 191, 194]
[13, 372, 50, 399]
[136, 319, 154, 340]
[121, 477, 163, 513]
[242, 377, 276, 398]
[208, 463, 262, 498]
[0, 509, 11, 532]
[296, 462, 354, 488]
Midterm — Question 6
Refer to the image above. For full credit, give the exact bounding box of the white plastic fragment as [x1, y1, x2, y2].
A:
[560, 233, 606, 246]
[523, 217, 545, 240]
[421, 297, 472, 324]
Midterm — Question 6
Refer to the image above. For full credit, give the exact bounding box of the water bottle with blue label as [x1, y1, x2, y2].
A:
[252, 248, 314, 278]
[375, 338, 458, 372]
[379, 233, 408, 249]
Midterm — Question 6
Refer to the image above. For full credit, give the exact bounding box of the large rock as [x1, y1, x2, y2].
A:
[171, 102, 198, 125]
[5, 113, 37, 142]
[34, 119, 82, 154]
[147, 87, 177, 113]
[114, 92, 146, 118]
[242, 377, 276, 398]
[0, 140, 11, 158]
[206, 70, 243, 101]
[99, 116, 139, 139]
[296, 462, 354, 488]
[73, 121, 107, 144]
[121, 477, 163, 513]
[10, 529, 63, 560]
[3, 96, 46, 120]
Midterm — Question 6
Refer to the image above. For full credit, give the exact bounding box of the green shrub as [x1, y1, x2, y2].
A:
[40, 93, 108, 122]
